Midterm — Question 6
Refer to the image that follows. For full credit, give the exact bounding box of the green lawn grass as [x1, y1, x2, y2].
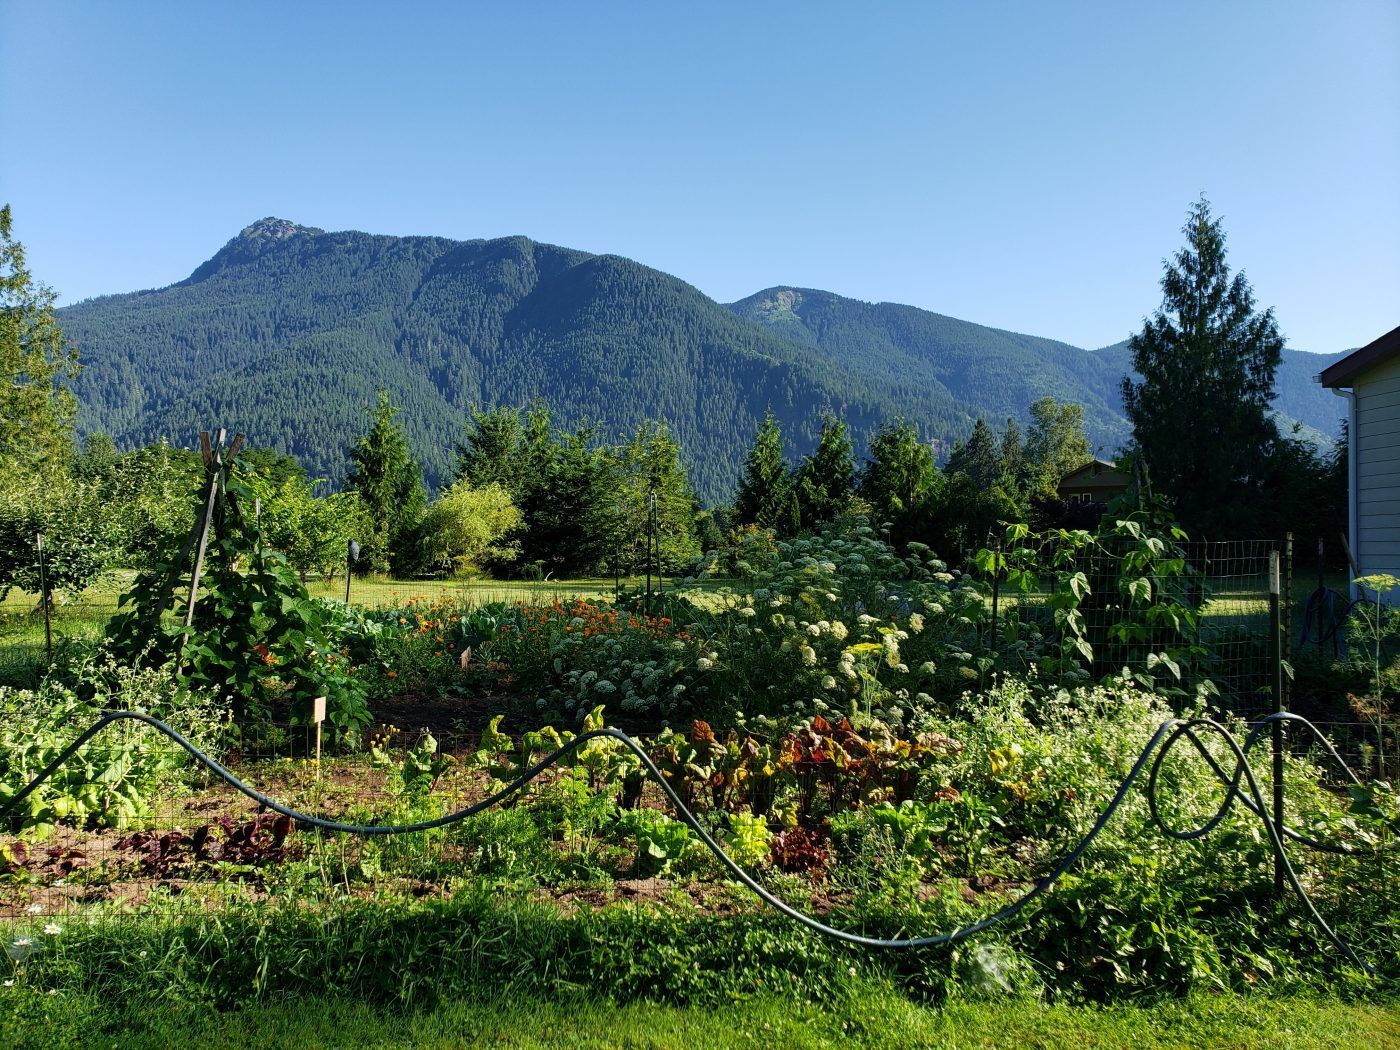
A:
[0, 575, 661, 666]
[317, 575, 628, 608]
[2, 986, 1395, 1049]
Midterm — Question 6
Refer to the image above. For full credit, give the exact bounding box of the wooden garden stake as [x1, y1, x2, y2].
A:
[183, 431, 223, 630]
[312, 695, 327, 773]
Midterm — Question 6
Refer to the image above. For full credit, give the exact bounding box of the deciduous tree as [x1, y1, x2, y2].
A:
[0, 205, 79, 481]
[419, 481, 521, 577]
[1023, 397, 1092, 499]
[859, 418, 940, 546]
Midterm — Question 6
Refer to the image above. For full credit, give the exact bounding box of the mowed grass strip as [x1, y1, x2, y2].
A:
[1, 986, 1396, 1049]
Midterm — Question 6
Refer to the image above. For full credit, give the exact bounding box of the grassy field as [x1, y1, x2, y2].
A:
[1, 986, 1395, 1049]
[316, 575, 630, 607]
[0, 575, 661, 665]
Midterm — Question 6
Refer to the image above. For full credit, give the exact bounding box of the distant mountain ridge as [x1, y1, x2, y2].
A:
[726, 287, 1132, 454]
[729, 287, 1346, 450]
[57, 219, 1347, 501]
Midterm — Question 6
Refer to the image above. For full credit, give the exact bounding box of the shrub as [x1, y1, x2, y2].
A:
[485, 598, 699, 720]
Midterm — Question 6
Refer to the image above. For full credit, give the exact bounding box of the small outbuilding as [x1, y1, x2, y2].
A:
[1056, 458, 1130, 506]
[1318, 323, 1400, 595]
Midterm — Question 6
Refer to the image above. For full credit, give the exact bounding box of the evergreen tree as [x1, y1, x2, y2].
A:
[733, 411, 792, 532]
[999, 418, 1024, 487]
[921, 470, 1022, 561]
[1023, 396, 1093, 498]
[859, 418, 939, 545]
[455, 406, 525, 490]
[793, 415, 855, 530]
[0, 205, 79, 481]
[945, 418, 1002, 489]
[1122, 197, 1284, 536]
[519, 422, 616, 576]
[610, 421, 701, 574]
[345, 391, 426, 573]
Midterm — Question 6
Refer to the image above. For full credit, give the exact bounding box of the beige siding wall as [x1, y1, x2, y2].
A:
[1355, 354, 1400, 582]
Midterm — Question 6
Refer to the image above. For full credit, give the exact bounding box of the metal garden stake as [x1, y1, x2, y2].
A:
[36, 532, 52, 664]
[1269, 549, 1285, 897]
[345, 539, 360, 604]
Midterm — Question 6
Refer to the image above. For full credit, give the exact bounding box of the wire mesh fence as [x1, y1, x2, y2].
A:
[973, 538, 1294, 713]
[0, 720, 590, 922]
[0, 584, 125, 684]
[341, 574, 622, 612]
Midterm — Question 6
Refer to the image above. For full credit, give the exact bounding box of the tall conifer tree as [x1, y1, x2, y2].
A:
[793, 415, 855, 530]
[346, 391, 426, 572]
[1122, 198, 1283, 535]
[946, 418, 1001, 489]
[733, 411, 792, 531]
[1000, 418, 1024, 487]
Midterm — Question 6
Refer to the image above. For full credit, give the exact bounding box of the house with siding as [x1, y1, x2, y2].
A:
[1319, 324, 1400, 596]
[1056, 458, 1130, 506]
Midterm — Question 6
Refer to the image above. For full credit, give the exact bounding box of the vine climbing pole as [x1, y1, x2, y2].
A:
[144, 428, 246, 644]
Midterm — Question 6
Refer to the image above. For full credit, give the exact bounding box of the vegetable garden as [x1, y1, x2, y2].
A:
[0, 453, 1397, 1047]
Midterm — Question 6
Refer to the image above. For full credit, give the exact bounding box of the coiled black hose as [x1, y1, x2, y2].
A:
[0, 710, 1387, 970]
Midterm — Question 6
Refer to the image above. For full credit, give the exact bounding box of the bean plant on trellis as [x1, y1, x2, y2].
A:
[978, 499, 1216, 702]
[106, 448, 370, 732]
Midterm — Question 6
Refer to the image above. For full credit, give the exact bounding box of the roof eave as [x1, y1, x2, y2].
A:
[1318, 323, 1400, 388]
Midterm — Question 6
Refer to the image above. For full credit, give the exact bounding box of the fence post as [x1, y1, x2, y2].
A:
[988, 536, 1001, 653]
[1269, 549, 1285, 898]
[36, 532, 52, 665]
[1283, 533, 1293, 701]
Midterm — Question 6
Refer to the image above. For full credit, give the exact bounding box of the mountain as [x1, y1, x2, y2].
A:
[1090, 341, 1347, 439]
[58, 219, 1346, 503]
[727, 288, 1133, 455]
[61, 219, 912, 500]
[731, 288, 1348, 447]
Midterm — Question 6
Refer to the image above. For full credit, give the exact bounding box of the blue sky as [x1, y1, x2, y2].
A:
[1, 1, 1396, 353]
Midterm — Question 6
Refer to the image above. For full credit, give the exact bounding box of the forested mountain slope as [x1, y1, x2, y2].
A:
[60, 219, 1345, 501]
[727, 287, 1132, 453]
[62, 220, 906, 499]
[731, 287, 1347, 449]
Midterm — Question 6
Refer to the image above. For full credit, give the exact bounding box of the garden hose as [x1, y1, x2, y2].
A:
[1298, 585, 1362, 652]
[0, 710, 1386, 971]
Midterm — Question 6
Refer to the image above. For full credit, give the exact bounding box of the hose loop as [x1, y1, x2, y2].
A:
[0, 710, 1385, 970]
